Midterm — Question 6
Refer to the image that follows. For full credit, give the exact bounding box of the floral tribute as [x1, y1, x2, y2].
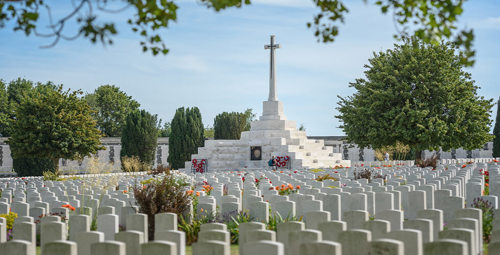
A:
[480, 169, 490, 195]
[192, 159, 207, 173]
[275, 156, 290, 168]
[273, 183, 300, 195]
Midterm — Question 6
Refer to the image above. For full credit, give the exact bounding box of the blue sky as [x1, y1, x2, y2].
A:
[0, 0, 499, 135]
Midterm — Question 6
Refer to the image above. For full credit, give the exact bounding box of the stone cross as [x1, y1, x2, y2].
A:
[264, 35, 280, 102]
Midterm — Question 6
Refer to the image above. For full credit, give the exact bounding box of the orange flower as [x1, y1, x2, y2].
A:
[196, 191, 200, 197]
[275, 186, 280, 190]
[186, 190, 194, 195]
[486, 183, 489, 187]
[280, 171, 283, 173]
[62, 204, 75, 211]
[281, 184, 286, 188]
[123, 190, 128, 194]
[288, 184, 294, 189]
[296, 185, 301, 190]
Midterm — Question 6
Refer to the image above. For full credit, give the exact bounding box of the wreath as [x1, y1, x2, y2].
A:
[192, 159, 207, 173]
[275, 156, 290, 168]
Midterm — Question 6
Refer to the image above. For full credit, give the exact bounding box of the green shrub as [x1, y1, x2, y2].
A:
[133, 174, 192, 240]
[471, 197, 495, 243]
[13, 157, 57, 176]
[0, 212, 18, 230]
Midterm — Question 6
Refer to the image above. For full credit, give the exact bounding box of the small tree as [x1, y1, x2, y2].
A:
[493, 97, 500, 158]
[120, 109, 159, 166]
[336, 37, 493, 160]
[85, 85, 140, 137]
[168, 107, 204, 169]
[7, 84, 103, 172]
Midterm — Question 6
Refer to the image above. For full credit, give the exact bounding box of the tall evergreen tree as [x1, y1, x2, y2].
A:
[214, 109, 254, 140]
[168, 107, 204, 169]
[120, 109, 159, 164]
[0, 80, 8, 137]
[493, 97, 500, 158]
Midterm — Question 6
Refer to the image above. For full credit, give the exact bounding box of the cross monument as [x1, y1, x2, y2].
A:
[265, 35, 280, 101]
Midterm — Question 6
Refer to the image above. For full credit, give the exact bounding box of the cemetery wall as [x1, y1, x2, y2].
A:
[0, 137, 169, 174]
[0, 136, 494, 173]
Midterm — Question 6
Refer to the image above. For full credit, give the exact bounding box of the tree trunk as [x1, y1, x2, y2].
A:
[415, 150, 423, 161]
[52, 158, 60, 172]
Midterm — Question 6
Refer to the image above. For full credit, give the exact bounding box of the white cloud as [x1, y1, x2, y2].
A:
[252, 0, 315, 8]
[470, 16, 500, 30]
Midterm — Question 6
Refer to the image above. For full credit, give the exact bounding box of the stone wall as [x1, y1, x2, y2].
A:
[309, 136, 494, 162]
[0, 136, 495, 172]
[0, 137, 169, 173]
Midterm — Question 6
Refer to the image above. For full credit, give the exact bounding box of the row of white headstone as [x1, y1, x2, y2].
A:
[0, 160, 500, 254]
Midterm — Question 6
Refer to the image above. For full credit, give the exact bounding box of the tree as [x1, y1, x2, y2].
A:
[120, 109, 159, 165]
[214, 109, 254, 140]
[13, 157, 57, 177]
[85, 85, 140, 137]
[204, 126, 215, 139]
[493, 97, 500, 158]
[336, 37, 493, 160]
[7, 83, 103, 170]
[158, 121, 171, 137]
[0, 1, 475, 65]
[168, 107, 204, 169]
[0, 78, 35, 137]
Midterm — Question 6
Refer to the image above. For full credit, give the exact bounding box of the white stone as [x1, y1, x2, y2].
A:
[115, 230, 144, 255]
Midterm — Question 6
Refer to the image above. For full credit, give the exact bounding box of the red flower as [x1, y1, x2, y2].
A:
[255, 178, 259, 183]
[242, 177, 245, 182]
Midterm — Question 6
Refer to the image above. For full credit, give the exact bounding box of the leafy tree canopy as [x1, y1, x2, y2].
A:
[0, 78, 36, 137]
[85, 85, 140, 137]
[0, 0, 475, 65]
[336, 37, 493, 159]
[7, 83, 103, 167]
[204, 126, 214, 139]
[158, 121, 171, 137]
